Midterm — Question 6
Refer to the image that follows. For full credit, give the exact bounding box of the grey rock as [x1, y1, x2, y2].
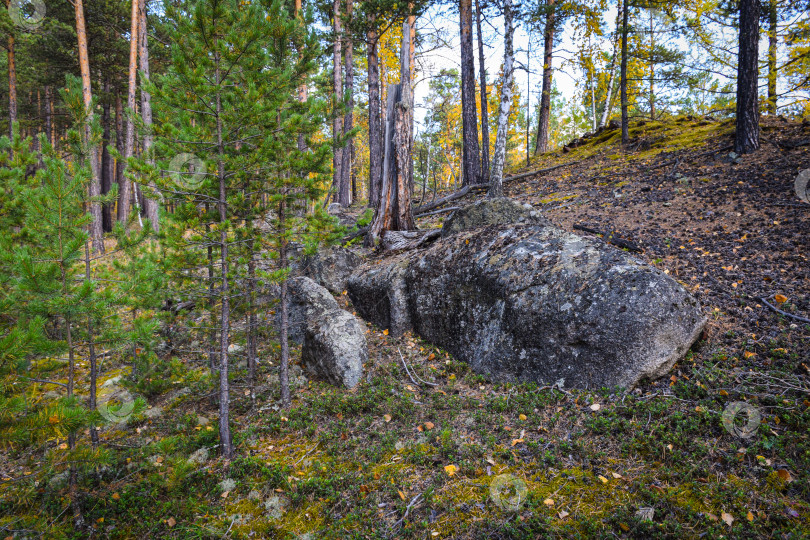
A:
[301, 309, 367, 389]
[300, 247, 363, 294]
[346, 253, 413, 337]
[441, 197, 551, 238]
[346, 206, 706, 389]
[285, 277, 340, 344]
[327, 202, 343, 215]
[406, 224, 706, 389]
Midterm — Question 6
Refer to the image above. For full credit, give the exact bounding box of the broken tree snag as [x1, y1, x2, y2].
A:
[573, 224, 643, 253]
[366, 20, 416, 247]
[382, 230, 441, 251]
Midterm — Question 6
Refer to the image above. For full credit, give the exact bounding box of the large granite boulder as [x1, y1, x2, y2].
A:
[346, 253, 413, 338]
[441, 197, 551, 238]
[300, 247, 363, 294]
[348, 215, 706, 389]
[302, 309, 367, 389]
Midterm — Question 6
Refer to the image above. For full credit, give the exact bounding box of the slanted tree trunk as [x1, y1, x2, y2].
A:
[489, 0, 514, 197]
[459, 0, 481, 186]
[139, 0, 159, 231]
[535, 0, 555, 154]
[74, 0, 104, 253]
[766, 0, 778, 115]
[120, 0, 140, 223]
[366, 21, 417, 246]
[475, 0, 490, 183]
[332, 0, 344, 204]
[339, 0, 354, 206]
[735, 0, 760, 154]
[620, 0, 629, 145]
[367, 25, 383, 207]
[598, 2, 622, 129]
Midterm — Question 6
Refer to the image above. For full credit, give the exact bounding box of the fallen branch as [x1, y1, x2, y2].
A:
[294, 442, 320, 466]
[573, 224, 644, 253]
[414, 206, 461, 219]
[398, 348, 438, 387]
[760, 297, 810, 324]
[412, 161, 578, 215]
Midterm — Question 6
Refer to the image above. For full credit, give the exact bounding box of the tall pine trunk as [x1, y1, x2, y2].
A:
[74, 0, 104, 253]
[535, 0, 555, 154]
[598, 2, 622, 129]
[115, 92, 124, 215]
[766, 0, 778, 115]
[620, 0, 629, 145]
[6, 24, 16, 138]
[139, 0, 159, 231]
[339, 0, 354, 206]
[735, 0, 760, 154]
[475, 0, 490, 184]
[489, 0, 514, 197]
[332, 0, 344, 204]
[120, 0, 140, 224]
[101, 80, 113, 232]
[367, 26, 382, 207]
[214, 50, 233, 459]
[279, 197, 291, 408]
[459, 0, 481, 186]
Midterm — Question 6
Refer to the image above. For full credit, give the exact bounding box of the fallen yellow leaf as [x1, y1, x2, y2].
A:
[383, 414, 392, 423]
[444, 464, 458, 477]
[598, 475, 608, 484]
[774, 294, 787, 304]
[543, 498, 555, 506]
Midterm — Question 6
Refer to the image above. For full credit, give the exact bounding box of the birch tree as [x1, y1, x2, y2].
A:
[489, 0, 514, 197]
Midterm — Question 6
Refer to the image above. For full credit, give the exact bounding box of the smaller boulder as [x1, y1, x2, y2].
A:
[441, 197, 550, 238]
[302, 309, 367, 389]
[300, 247, 362, 294]
[285, 277, 340, 343]
[346, 253, 413, 337]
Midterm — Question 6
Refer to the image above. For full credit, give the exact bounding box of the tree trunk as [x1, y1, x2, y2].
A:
[766, 0, 777, 115]
[44, 85, 53, 146]
[598, 2, 622, 129]
[367, 27, 382, 208]
[7, 28, 16, 138]
[295, 0, 308, 152]
[535, 0, 555, 154]
[475, 0, 490, 183]
[85, 241, 99, 448]
[139, 0, 159, 231]
[101, 80, 113, 232]
[339, 0, 354, 207]
[279, 198, 291, 408]
[246, 236, 257, 399]
[74, 0, 104, 253]
[214, 51, 233, 459]
[332, 0, 344, 204]
[115, 92, 124, 216]
[366, 21, 417, 246]
[648, 9, 655, 120]
[620, 0, 629, 145]
[120, 0, 140, 223]
[735, 0, 760, 154]
[459, 0, 481, 186]
[489, 0, 514, 197]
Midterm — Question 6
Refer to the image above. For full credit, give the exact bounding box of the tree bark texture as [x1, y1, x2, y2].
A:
[535, 0, 555, 154]
[459, 0, 481, 186]
[598, 2, 622, 129]
[620, 0, 629, 145]
[74, 0, 104, 253]
[101, 80, 113, 232]
[489, 0, 514, 197]
[120, 0, 140, 223]
[367, 26, 382, 207]
[339, 0, 354, 206]
[766, 0, 777, 115]
[139, 0, 159, 231]
[735, 0, 760, 154]
[475, 0, 490, 183]
[7, 28, 16, 138]
[332, 0, 344, 204]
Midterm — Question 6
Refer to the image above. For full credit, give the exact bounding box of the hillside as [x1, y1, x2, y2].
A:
[3, 116, 808, 539]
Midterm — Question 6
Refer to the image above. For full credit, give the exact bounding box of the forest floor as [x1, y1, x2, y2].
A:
[2, 116, 809, 539]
